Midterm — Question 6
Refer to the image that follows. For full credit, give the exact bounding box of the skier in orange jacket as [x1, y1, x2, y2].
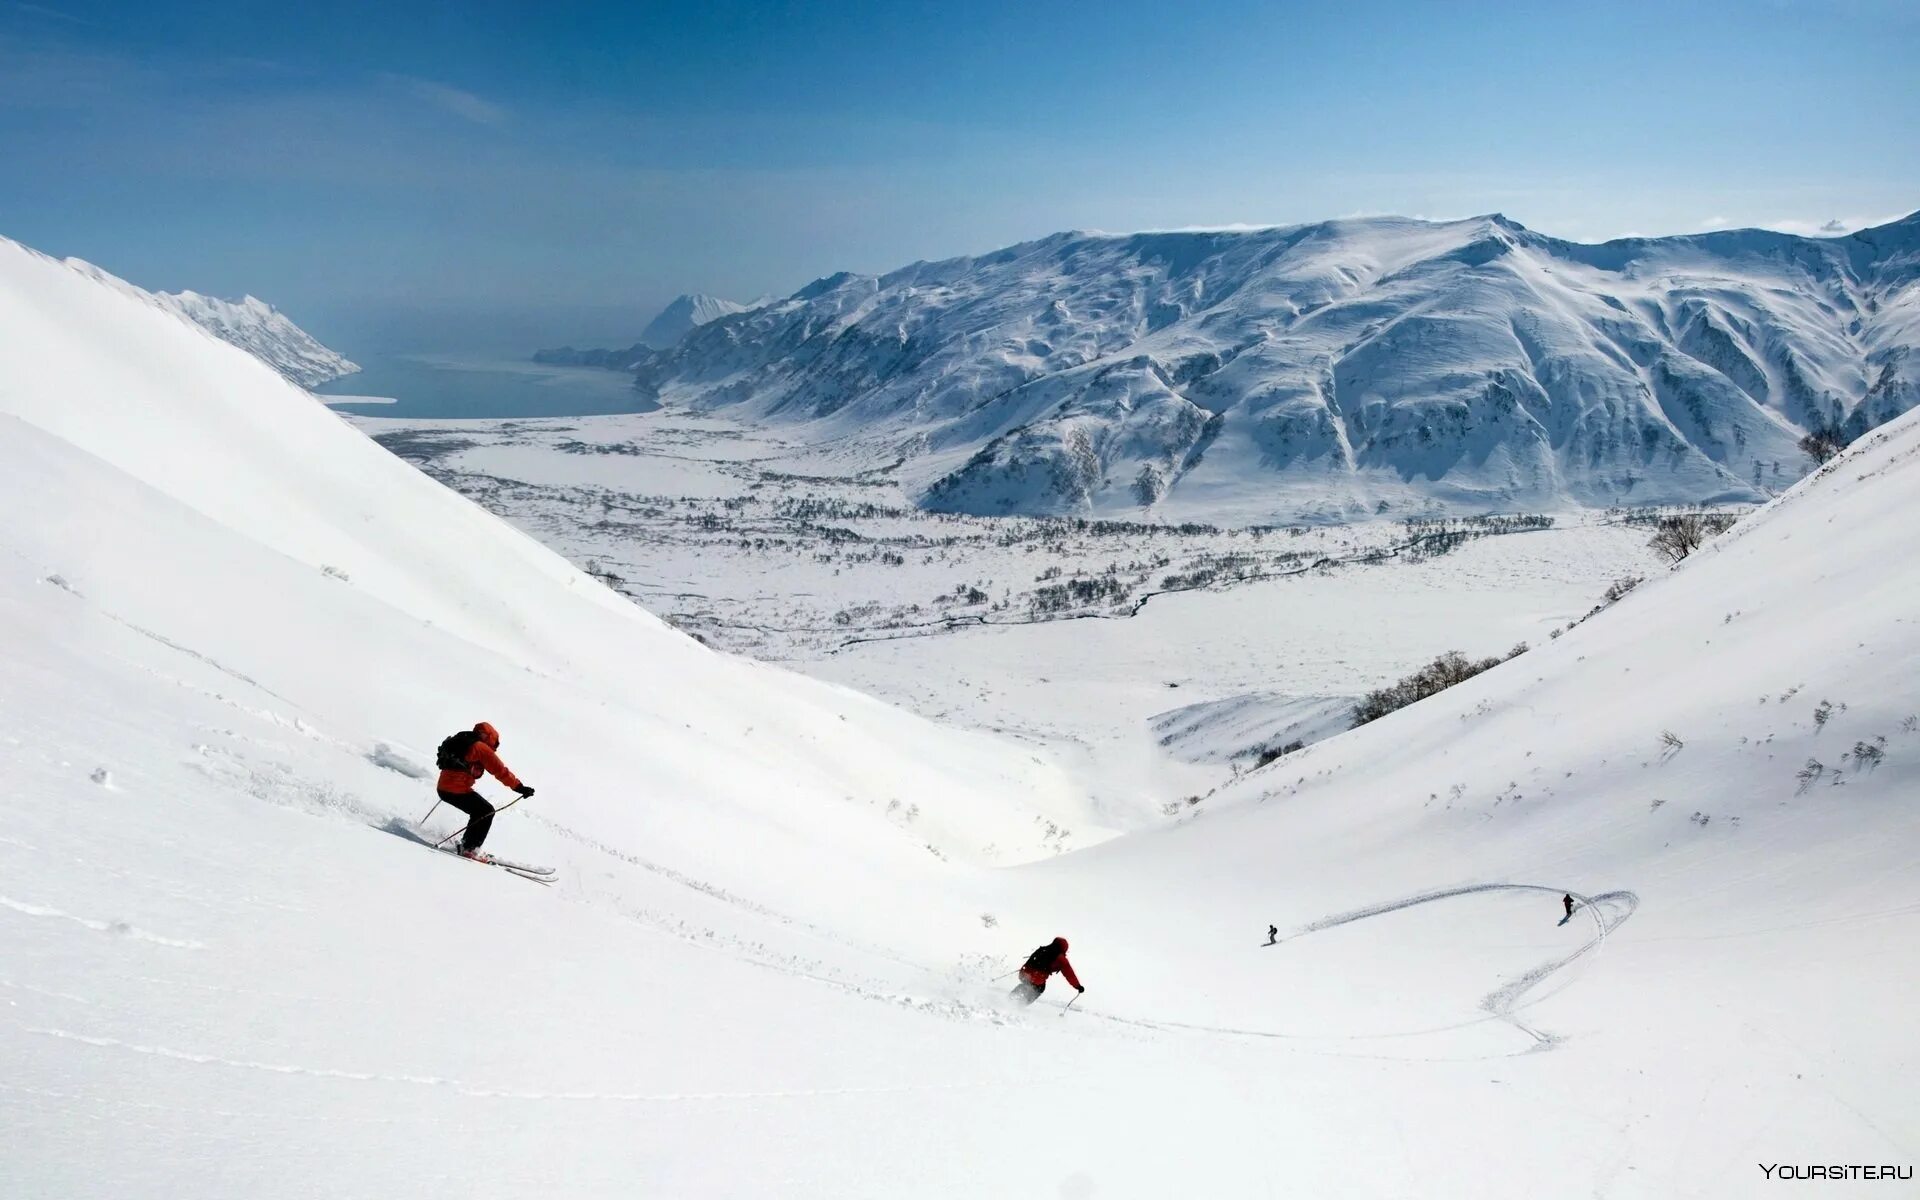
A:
[434, 722, 534, 861]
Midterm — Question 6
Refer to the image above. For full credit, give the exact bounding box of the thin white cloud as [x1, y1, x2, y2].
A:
[387, 74, 506, 126]
[11, 2, 95, 26]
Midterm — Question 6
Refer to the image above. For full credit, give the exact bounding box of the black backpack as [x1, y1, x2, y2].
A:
[435, 730, 481, 772]
[1023, 943, 1061, 974]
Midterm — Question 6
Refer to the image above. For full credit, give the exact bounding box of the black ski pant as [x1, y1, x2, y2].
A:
[1011, 979, 1045, 1006]
[438, 789, 495, 851]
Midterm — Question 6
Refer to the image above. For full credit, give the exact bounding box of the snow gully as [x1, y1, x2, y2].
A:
[1758, 1163, 1913, 1181]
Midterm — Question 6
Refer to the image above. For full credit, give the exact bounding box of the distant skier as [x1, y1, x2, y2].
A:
[1266, 924, 1279, 945]
[1562, 893, 1575, 919]
[1011, 937, 1083, 1005]
[434, 722, 535, 862]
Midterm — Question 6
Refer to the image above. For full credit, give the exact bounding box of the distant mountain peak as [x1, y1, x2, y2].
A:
[638, 292, 752, 349]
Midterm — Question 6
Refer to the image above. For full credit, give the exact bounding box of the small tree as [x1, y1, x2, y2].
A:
[1798, 426, 1847, 466]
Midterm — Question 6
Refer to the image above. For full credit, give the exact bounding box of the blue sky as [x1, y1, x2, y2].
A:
[0, 0, 1915, 351]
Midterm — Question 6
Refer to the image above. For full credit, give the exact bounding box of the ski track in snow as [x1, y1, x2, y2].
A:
[107, 614, 294, 706]
[397, 806, 1638, 1059]
[1069, 883, 1637, 1058]
[0, 895, 205, 949]
[380, 817, 950, 1008]
[1299, 883, 1639, 1050]
[21, 1027, 1012, 1104]
[0, 1080, 426, 1128]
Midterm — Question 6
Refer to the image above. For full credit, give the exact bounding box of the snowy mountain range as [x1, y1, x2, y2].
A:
[156, 290, 359, 388]
[586, 212, 1920, 522]
[534, 292, 755, 367]
[3, 226, 1916, 1195]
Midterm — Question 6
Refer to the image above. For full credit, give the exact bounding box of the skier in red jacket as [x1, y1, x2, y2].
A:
[1011, 937, 1083, 1005]
[434, 722, 534, 862]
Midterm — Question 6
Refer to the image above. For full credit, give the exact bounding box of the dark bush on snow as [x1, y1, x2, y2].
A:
[1253, 739, 1307, 769]
[1647, 512, 1737, 565]
[1602, 576, 1643, 604]
[1351, 644, 1526, 728]
[1799, 426, 1848, 466]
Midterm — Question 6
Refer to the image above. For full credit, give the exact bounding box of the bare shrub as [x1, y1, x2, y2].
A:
[1847, 740, 1886, 771]
[1648, 513, 1738, 565]
[1352, 645, 1524, 728]
[1254, 739, 1307, 769]
[1796, 759, 1825, 794]
[1798, 426, 1848, 465]
[1603, 576, 1643, 604]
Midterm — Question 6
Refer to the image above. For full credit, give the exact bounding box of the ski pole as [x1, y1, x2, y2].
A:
[1059, 992, 1080, 1016]
[431, 794, 527, 850]
[418, 798, 443, 826]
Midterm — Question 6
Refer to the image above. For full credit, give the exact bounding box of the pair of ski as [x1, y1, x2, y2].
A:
[442, 844, 556, 885]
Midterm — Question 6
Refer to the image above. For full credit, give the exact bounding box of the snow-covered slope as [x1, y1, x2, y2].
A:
[157, 290, 359, 388]
[4, 226, 1917, 1197]
[0, 232, 1089, 892]
[608, 212, 1920, 523]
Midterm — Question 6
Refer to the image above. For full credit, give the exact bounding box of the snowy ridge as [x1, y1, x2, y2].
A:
[608, 212, 1920, 523]
[162, 289, 359, 388]
[54, 255, 360, 388]
[153, 290, 359, 388]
